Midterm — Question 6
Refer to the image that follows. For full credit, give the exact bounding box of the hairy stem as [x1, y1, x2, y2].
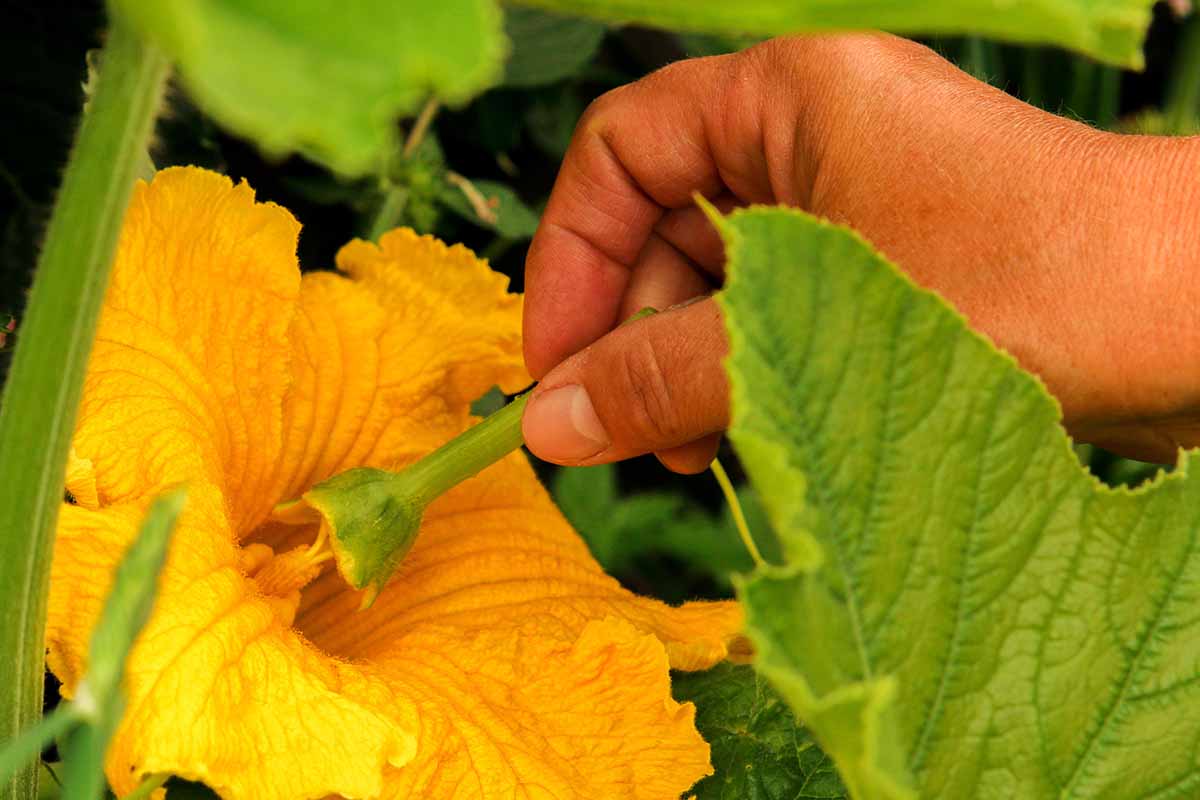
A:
[403, 393, 530, 502]
[0, 16, 168, 800]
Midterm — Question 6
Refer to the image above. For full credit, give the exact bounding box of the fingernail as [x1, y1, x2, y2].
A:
[523, 384, 610, 461]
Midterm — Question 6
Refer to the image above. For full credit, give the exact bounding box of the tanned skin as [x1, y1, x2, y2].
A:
[520, 34, 1200, 472]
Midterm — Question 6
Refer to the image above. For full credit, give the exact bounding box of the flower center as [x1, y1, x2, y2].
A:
[239, 525, 334, 627]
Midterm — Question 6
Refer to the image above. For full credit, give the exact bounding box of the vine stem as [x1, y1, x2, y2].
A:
[0, 15, 168, 800]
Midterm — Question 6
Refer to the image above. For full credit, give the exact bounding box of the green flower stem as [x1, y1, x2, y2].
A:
[305, 393, 531, 601]
[402, 392, 530, 503]
[117, 774, 168, 800]
[0, 14, 167, 800]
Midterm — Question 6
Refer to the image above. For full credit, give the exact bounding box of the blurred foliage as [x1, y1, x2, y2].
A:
[503, 7, 607, 87]
[515, 0, 1155, 67]
[112, 0, 508, 175]
[552, 461, 781, 601]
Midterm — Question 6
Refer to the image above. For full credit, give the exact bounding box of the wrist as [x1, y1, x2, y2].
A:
[1057, 132, 1200, 455]
[769, 34, 1200, 456]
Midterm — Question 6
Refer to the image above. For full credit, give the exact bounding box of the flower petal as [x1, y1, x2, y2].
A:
[373, 617, 712, 799]
[270, 231, 529, 504]
[293, 452, 746, 671]
[47, 485, 418, 800]
[72, 167, 300, 529]
[51, 167, 742, 800]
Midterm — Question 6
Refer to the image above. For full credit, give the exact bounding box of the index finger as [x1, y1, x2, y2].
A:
[522, 46, 787, 378]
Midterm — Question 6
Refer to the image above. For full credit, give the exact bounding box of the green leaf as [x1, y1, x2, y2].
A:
[60, 490, 185, 800]
[515, 0, 1153, 67]
[503, 7, 606, 88]
[438, 177, 540, 240]
[673, 663, 847, 800]
[111, 0, 507, 175]
[715, 203, 1200, 798]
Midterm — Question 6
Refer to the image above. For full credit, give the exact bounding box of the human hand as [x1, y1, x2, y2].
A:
[521, 33, 1200, 470]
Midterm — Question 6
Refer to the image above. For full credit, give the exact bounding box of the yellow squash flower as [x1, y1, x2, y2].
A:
[45, 167, 746, 800]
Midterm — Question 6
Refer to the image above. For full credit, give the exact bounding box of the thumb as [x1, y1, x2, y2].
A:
[521, 297, 730, 469]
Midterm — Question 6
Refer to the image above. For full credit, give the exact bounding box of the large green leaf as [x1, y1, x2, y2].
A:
[517, 0, 1153, 67]
[111, 0, 506, 175]
[673, 663, 847, 800]
[715, 205, 1197, 799]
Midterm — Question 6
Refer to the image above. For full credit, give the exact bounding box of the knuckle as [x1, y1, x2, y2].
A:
[613, 334, 684, 445]
[577, 86, 625, 133]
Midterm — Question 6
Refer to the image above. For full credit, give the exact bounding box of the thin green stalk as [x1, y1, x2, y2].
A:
[117, 774, 167, 800]
[364, 97, 440, 240]
[0, 15, 168, 800]
[365, 185, 409, 241]
[1166, 15, 1200, 134]
[403, 393, 530, 501]
[402, 97, 440, 159]
[710, 458, 764, 569]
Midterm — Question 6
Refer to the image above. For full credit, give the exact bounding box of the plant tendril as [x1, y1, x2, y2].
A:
[710, 457, 765, 569]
